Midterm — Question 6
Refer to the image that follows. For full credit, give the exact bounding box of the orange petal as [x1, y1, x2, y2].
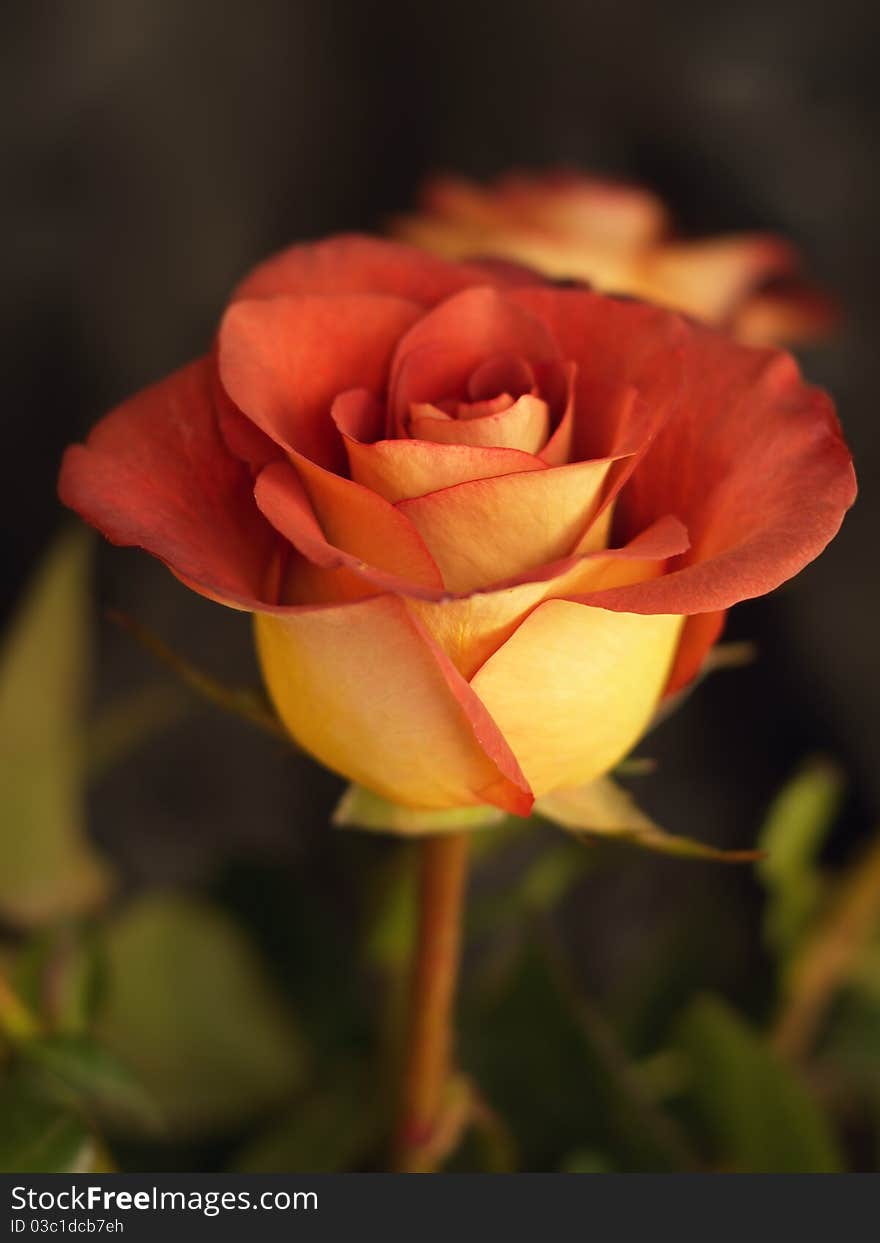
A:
[409, 394, 550, 454]
[637, 235, 798, 323]
[397, 457, 616, 593]
[389, 287, 560, 431]
[255, 596, 532, 813]
[348, 438, 546, 503]
[254, 460, 444, 595]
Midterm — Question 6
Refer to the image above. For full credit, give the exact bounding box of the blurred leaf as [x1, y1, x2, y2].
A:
[0, 972, 41, 1044]
[516, 841, 590, 911]
[220, 860, 373, 1061]
[363, 848, 417, 975]
[818, 934, 880, 1101]
[232, 1064, 377, 1172]
[537, 778, 761, 863]
[95, 894, 306, 1137]
[560, 1149, 613, 1172]
[22, 1034, 161, 1135]
[773, 835, 880, 1060]
[0, 530, 112, 926]
[758, 758, 844, 967]
[334, 783, 505, 835]
[14, 924, 106, 1035]
[462, 942, 692, 1171]
[675, 995, 842, 1172]
[0, 1070, 94, 1173]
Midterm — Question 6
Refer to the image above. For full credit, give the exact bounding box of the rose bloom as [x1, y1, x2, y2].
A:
[395, 172, 837, 347]
[59, 236, 854, 816]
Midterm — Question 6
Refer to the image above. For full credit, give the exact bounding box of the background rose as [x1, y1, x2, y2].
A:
[395, 172, 838, 347]
[58, 235, 855, 815]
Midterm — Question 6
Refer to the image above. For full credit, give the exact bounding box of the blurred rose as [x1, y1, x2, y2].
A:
[59, 236, 854, 815]
[395, 172, 837, 347]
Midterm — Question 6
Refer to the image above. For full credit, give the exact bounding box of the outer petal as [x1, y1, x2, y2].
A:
[232, 234, 514, 305]
[581, 341, 856, 618]
[58, 358, 282, 610]
[471, 601, 683, 796]
[219, 293, 422, 470]
[665, 610, 727, 695]
[254, 596, 532, 814]
[397, 457, 615, 593]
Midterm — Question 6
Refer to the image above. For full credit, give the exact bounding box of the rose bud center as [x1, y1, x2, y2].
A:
[406, 351, 559, 456]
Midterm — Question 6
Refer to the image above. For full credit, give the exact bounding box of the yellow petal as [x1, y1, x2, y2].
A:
[254, 597, 530, 813]
[471, 601, 683, 796]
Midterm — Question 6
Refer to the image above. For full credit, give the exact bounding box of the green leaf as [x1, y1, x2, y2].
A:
[95, 894, 307, 1137]
[757, 757, 844, 967]
[232, 1064, 378, 1172]
[560, 1149, 613, 1172]
[0, 530, 112, 926]
[537, 778, 761, 863]
[334, 783, 506, 835]
[674, 995, 842, 1172]
[22, 1034, 161, 1134]
[462, 943, 693, 1171]
[13, 924, 106, 1035]
[0, 1071, 94, 1173]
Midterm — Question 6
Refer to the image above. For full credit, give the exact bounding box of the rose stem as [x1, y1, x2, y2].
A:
[393, 830, 470, 1173]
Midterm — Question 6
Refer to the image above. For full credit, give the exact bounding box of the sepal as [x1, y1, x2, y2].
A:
[536, 776, 762, 863]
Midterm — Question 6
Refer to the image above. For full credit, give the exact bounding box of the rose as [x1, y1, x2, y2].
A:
[395, 172, 837, 346]
[58, 235, 855, 816]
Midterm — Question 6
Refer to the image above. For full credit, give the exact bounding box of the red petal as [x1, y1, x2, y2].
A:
[219, 293, 422, 470]
[389, 287, 561, 434]
[232, 233, 513, 306]
[581, 337, 856, 615]
[508, 287, 685, 462]
[665, 610, 727, 695]
[58, 358, 282, 609]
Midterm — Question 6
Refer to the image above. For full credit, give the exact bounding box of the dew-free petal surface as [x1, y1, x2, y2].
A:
[255, 595, 532, 813]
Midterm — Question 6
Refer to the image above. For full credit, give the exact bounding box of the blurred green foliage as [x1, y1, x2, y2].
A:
[1, 534, 880, 1173]
[0, 530, 111, 925]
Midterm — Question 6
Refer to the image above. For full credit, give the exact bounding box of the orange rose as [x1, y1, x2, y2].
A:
[58, 235, 854, 815]
[395, 172, 837, 346]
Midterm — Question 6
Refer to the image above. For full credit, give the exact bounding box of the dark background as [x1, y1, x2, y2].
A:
[3, 0, 878, 993]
